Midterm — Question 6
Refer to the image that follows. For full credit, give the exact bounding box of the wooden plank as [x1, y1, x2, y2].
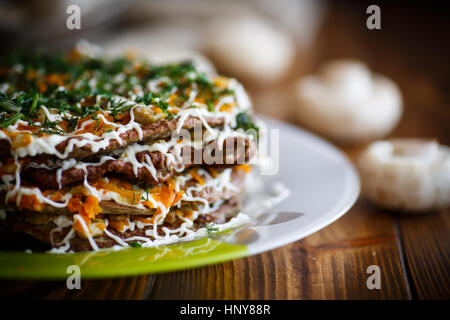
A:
[149, 200, 411, 299]
[0, 206, 411, 299]
[396, 210, 450, 299]
[0, 275, 154, 299]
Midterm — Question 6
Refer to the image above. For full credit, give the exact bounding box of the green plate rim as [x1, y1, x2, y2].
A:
[0, 237, 248, 280]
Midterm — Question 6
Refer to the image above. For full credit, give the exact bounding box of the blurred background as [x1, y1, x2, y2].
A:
[0, 0, 448, 146]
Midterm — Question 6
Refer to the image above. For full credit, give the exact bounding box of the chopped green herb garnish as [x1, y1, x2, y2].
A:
[235, 112, 259, 141]
[205, 223, 219, 234]
[129, 241, 142, 248]
[29, 93, 39, 116]
[0, 99, 20, 113]
[0, 49, 251, 135]
[206, 100, 215, 112]
[140, 188, 150, 202]
[0, 112, 24, 128]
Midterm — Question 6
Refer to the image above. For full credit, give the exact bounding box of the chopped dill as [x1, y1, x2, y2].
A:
[140, 188, 150, 202]
[205, 223, 219, 234]
[129, 241, 142, 248]
[0, 49, 249, 133]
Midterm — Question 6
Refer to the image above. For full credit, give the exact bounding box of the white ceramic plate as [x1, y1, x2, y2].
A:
[228, 116, 361, 255]
[0, 116, 360, 279]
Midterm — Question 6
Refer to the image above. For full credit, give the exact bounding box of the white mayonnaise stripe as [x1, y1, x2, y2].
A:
[73, 214, 99, 251]
[47, 209, 250, 253]
[5, 82, 249, 160]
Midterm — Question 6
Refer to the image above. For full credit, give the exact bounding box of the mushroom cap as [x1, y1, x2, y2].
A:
[206, 14, 295, 83]
[294, 59, 403, 144]
[100, 30, 216, 75]
[357, 139, 450, 212]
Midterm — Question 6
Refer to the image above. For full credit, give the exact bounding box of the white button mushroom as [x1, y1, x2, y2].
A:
[294, 59, 403, 144]
[205, 14, 295, 84]
[101, 30, 216, 75]
[357, 139, 450, 212]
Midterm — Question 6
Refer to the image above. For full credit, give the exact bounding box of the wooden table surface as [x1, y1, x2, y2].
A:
[1, 2, 449, 300]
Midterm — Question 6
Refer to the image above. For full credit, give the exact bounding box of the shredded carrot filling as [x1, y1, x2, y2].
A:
[97, 222, 106, 231]
[207, 167, 218, 178]
[84, 195, 102, 219]
[176, 209, 194, 220]
[93, 178, 137, 204]
[37, 79, 47, 93]
[109, 218, 129, 232]
[189, 169, 205, 185]
[48, 189, 66, 201]
[17, 194, 45, 212]
[136, 216, 154, 224]
[26, 70, 38, 81]
[153, 106, 163, 114]
[45, 73, 68, 87]
[75, 111, 115, 135]
[33, 73, 69, 93]
[219, 103, 234, 113]
[68, 195, 101, 224]
[213, 76, 230, 88]
[67, 197, 83, 213]
[135, 214, 164, 225]
[10, 133, 32, 149]
[142, 179, 184, 210]
[69, 195, 101, 237]
[235, 164, 252, 172]
[92, 177, 184, 211]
